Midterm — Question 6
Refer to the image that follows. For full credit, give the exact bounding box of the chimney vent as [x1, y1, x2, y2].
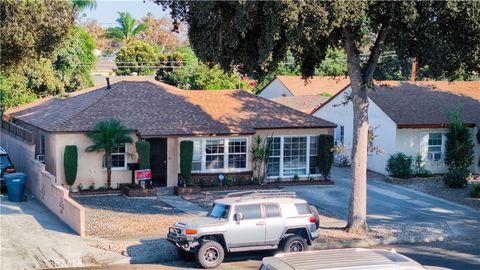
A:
[106, 77, 111, 89]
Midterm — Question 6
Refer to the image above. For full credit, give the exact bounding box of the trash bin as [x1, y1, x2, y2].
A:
[5, 172, 26, 202]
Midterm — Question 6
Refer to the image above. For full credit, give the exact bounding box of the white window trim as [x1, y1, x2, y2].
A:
[110, 143, 128, 171]
[427, 132, 446, 162]
[179, 137, 250, 173]
[267, 135, 322, 180]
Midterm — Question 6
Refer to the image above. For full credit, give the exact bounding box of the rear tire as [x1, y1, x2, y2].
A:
[282, 235, 308, 253]
[309, 205, 320, 229]
[196, 240, 225, 268]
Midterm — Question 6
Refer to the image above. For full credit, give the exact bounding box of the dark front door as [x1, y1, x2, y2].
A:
[146, 138, 168, 187]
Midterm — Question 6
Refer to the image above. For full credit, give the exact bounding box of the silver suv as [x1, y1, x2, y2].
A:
[167, 190, 320, 268]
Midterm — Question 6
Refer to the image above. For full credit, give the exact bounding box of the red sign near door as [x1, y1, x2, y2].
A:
[135, 169, 151, 182]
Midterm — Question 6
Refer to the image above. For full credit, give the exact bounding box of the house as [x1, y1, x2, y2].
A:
[313, 80, 480, 175]
[4, 78, 336, 189]
[259, 75, 351, 114]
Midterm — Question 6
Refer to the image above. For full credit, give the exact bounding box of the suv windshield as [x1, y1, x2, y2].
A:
[207, 203, 230, 219]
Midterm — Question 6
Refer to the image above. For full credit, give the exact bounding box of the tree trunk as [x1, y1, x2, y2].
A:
[106, 154, 112, 189]
[344, 30, 369, 233]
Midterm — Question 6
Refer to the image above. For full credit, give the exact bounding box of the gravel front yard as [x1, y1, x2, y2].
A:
[394, 179, 480, 210]
[73, 195, 192, 237]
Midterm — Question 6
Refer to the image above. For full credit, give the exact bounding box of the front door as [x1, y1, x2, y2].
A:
[146, 138, 167, 187]
[229, 204, 266, 247]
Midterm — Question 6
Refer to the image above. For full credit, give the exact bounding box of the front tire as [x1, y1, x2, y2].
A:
[196, 240, 225, 269]
[282, 235, 308, 253]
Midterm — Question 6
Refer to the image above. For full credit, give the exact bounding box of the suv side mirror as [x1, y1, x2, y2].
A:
[234, 213, 244, 221]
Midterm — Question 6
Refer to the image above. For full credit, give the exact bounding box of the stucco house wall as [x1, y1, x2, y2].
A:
[51, 132, 139, 189]
[258, 78, 292, 99]
[313, 88, 396, 174]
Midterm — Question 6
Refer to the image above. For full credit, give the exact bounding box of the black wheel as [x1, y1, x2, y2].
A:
[282, 235, 308, 253]
[196, 240, 225, 269]
[177, 248, 195, 261]
[309, 205, 320, 229]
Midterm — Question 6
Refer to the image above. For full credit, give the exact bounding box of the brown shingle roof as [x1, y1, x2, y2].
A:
[369, 81, 480, 127]
[275, 76, 351, 96]
[270, 95, 330, 114]
[7, 80, 335, 136]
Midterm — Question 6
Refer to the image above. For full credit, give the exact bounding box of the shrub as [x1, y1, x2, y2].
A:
[76, 183, 83, 192]
[445, 110, 474, 173]
[444, 170, 469, 188]
[180, 140, 194, 185]
[470, 183, 480, 198]
[414, 153, 432, 177]
[135, 140, 150, 169]
[317, 135, 334, 179]
[88, 183, 95, 191]
[386, 153, 414, 178]
[293, 174, 299, 181]
[225, 176, 234, 186]
[64, 145, 78, 187]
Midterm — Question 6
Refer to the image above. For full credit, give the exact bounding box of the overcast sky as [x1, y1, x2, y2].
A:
[82, 0, 170, 27]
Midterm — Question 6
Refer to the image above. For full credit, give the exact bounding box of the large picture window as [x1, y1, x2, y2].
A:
[192, 140, 202, 171]
[111, 144, 127, 168]
[283, 137, 307, 176]
[309, 136, 320, 174]
[206, 139, 224, 169]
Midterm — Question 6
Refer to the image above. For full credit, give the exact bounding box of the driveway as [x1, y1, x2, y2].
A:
[0, 193, 125, 270]
[283, 167, 480, 238]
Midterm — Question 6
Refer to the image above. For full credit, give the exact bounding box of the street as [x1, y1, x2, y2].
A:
[53, 238, 480, 270]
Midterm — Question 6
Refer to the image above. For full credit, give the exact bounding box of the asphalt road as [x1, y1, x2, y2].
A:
[54, 238, 480, 270]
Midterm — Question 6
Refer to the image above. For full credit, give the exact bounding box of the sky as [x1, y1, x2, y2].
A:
[81, 0, 170, 27]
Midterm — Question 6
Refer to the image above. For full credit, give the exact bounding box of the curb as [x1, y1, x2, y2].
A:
[311, 234, 452, 250]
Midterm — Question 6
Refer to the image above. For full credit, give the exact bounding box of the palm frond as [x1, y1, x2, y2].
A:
[105, 27, 125, 40]
[132, 23, 148, 36]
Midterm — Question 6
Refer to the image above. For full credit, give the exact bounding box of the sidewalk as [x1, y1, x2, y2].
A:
[159, 195, 207, 215]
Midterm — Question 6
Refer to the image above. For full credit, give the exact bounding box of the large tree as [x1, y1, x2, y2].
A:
[0, 0, 75, 70]
[106, 12, 148, 44]
[139, 13, 189, 53]
[157, 1, 480, 232]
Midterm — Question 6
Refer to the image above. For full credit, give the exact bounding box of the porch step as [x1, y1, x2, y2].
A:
[156, 187, 174, 196]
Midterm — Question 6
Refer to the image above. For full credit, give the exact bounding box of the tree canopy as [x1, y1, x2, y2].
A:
[106, 12, 148, 43]
[115, 40, 160, 75]
[0, 0, 75, 70]
[157, 0, 480, 232]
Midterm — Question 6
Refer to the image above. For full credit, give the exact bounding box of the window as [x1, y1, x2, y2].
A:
[334, 125, 344, 146]
[235, 204, 262, 220]
[206, 139, 224, 169]
[111, 144, 127, 168]
[207, 203, 230, 219]
[228, 139, 247, 169]
[428, 133, 443, 161]
[39, 135, 45, 155]
[265, 204, 281, 218]
[295, 203, 312, 215]
[283, 137, 307, 176]
[192, 140, 202, 171]
[267, 137, 281, 177]
[309, 136, 320, 174]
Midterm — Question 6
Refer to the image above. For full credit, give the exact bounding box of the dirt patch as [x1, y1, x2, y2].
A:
[73, 195, 192, 237]
[395, 181, 480, 210]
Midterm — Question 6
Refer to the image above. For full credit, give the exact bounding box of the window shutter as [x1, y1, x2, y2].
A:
[419, 132, 429, 161]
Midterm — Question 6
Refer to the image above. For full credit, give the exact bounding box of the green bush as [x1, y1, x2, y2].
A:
[470, 183, 480, 198]
[414, 153, 432, 177]
[445, 111, 474, 173]
[64, 145, 78, 187]
[293, 174, 299, 181]
[225, 176, 234, 186]
[135, 140, 150, 169]
[317, 135, 334, 179]
[386, 153, 414, 178]
[444, 170, 469, 188]
[180, 140, 194, 185]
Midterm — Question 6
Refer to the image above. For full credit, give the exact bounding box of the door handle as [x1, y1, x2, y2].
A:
[256, 222, 264, 226]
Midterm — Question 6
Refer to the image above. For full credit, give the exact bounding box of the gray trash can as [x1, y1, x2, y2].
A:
[5, 173, 26, 202]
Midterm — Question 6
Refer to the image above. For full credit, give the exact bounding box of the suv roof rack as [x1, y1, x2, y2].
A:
[224, 190, 296, 200]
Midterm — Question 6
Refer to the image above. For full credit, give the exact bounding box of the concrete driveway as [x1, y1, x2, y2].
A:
[0, 193, 125, 270]
[284, 167, 480, 238]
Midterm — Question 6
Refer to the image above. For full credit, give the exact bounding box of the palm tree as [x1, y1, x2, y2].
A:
[85, 119, 133, 189]
[71, 0, 97, 11]
[106, 12, 148, 43]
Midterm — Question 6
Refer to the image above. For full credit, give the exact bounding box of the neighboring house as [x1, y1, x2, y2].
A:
[259, 75, 350, 114]
[313, 81, 480, 175]
[4, 78, 335, 189]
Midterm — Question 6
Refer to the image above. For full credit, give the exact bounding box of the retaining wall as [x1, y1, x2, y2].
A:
[1, 131, 85, 237]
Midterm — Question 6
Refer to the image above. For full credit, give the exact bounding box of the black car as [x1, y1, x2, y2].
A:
[0, 146, 16, 190]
